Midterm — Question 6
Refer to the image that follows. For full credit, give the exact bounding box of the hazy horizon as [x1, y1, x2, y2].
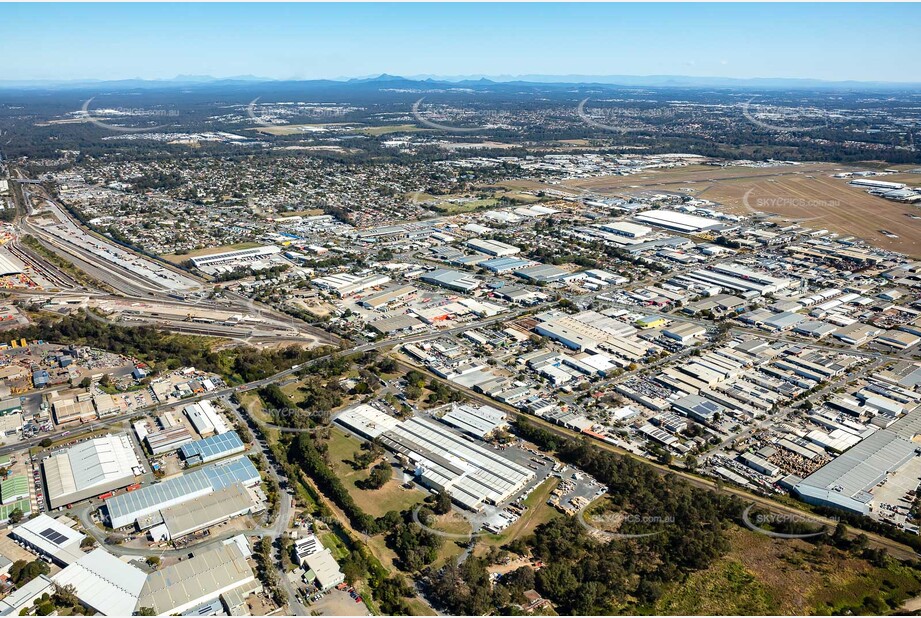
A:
[1, 3, 919, 83]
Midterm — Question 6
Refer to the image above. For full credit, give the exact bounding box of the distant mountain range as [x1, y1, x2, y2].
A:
[2, 73, 919, 91]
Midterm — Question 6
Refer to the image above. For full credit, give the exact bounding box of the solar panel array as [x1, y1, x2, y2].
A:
[40, 527, 69, 545]
[179, 431, 244, 463]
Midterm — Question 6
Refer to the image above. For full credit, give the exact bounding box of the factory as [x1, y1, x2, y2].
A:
[183, 399, 230, 437]
[634, 209, 726, 233]
[311, 272, 392, 297]
[359, 284, 417, 311]
[465, 238, 521, 257]
[793, 430, 919, 515]
[179, 431, 246, 466]
[150, 482, 261, 541]
[598, 221, 652, 238]
[52, 548, 147, 616]
[440, 403, 508, 439]
[11, 513, 87, 566]
[420, 268, 481, 293]
[105, 455, 261, 529]
[145, 426, 194, 455]
[190, 245, 281, 269]
[42, 434, 143, 508]
[336, 406, 533, 510]
[136, 543, 258, 616]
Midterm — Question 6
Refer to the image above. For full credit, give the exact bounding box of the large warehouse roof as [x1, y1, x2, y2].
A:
[137, 543, 255, 616]
[52, 548, 146, 616]
[634, 209, 724, 233]
[794, 430, 918, 514]
[379, 416, 534, 511]
[179, 431, 245, 464]
[43, 434, 141, 508]
[11, 513, 85, 565]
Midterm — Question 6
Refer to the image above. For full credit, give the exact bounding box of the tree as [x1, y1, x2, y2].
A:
[137, 608, 156, 616]
[39, 438, 52, 448]
[431, 490, 452, 515]
[146, 556, 161, 568]
[8, 508, 23, 524]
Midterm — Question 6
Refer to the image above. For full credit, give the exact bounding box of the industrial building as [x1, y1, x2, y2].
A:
[152, 483, 259, 541]
[634, 209, 725, 233]
[359, 285, 417, 311]
[440, 403, 508, 439]
[52, 548, 147, 616]
[598, 221, 652, 238]
[190, 245, 281, 269]
[136, 543, 258, 616]
[311, 272, 392, 297]
[793, 430, 919, 515]
[11, 513, 86, 566]
[420, 268, 481, 293]
[183, 399, 229, 437]
[145, 426, 194, 455]
[105, 455, 261, 529]
[42, 434, 142, 508]
[377, 415, 535, 511]
[179, 431, 246, 465]
[465, 238, 520, 257]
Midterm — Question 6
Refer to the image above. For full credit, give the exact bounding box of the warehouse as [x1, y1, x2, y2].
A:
[106, 456, 260, 529]
[190, 245, 281, 269]
[0, 253, 22, 277]
[11, 513, 86, 566]
[311, 272, 391, 297]
[514, 264, 570, 283]
[481, 257, 534, 273]
[179, 431, 245, 465]
[794, 430, 918, 515]
[598, 221, 652, 238]
[370, 314, 425, 335]
[378, 416, 534, 511]
[662, 322, 707, 344]
[420, 269, 481, 293]
[52, 548, 146, 616]
[335, 403, 401, 439]
[304, 549, 346, 591]
[137, 543, 256, 616]
[145, 426, 194, 455]
[42, 434, 142, 508]
[634, 210, 724, 233]
[184, 399, 229, 437]
[157, 483, 258, 540]
[359, 285, 417, 311]
[466, 238, 520, 257]
[440, 403, 508, 439]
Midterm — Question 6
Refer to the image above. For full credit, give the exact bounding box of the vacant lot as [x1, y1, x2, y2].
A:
[326, 427, 426, 518]
[654, 526, 921, 615]
[559, 163, 921, 256]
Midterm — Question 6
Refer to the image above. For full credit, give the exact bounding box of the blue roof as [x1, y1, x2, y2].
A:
[179, 431, 245, 463]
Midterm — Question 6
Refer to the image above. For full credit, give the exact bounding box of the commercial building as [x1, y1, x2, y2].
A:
[420, 269, 481, 293]
[466, 238, 520, 257]
[179, 431, 246, 466]
[0, 575, 55, 616]
[105, 455, 260, 529]
[136, 543, 257, 616]
[42, 434, 142, 508]
[377, 416, 534, 511]
[794, 430, 918, 515]
[52, 548, 147, 616]
[304, 549, 346, 591]
[184, 399, 229, 438]
[359, 285, 417, 311]
[190, 245, 281, 269]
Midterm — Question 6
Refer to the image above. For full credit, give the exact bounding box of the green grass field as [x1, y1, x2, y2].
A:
[326, 427, 427, 518]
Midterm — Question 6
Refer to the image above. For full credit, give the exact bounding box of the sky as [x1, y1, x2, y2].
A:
[1, 3, 919, 83]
